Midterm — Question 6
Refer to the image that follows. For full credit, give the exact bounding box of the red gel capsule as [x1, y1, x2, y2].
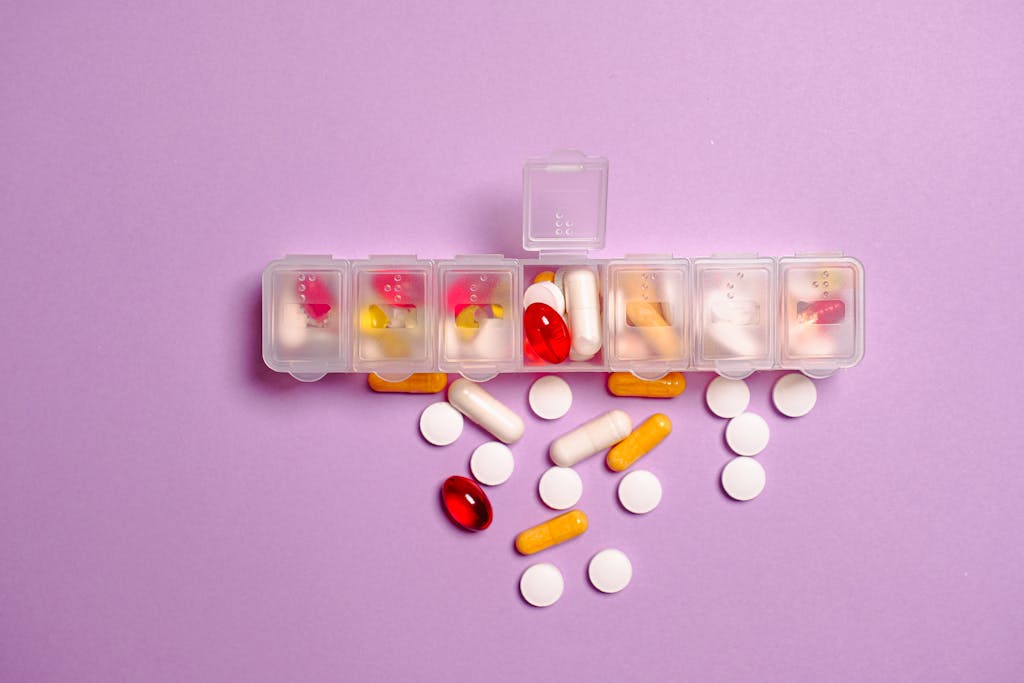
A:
[441, 476, 493, 531]
[797, 299, 846, 325]
[524, 303, 571, 364]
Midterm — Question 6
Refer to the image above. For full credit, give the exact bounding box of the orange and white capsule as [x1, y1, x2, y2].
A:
[514, 509, 588, 555]
[607, 372, 686, 398]
[368, 372, 448, 394]
[606, 413, 672, 471]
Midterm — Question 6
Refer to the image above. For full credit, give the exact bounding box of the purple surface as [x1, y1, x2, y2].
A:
[2, 2, 1022, 681]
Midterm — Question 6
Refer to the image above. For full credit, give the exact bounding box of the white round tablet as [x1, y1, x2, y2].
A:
[772, 372, 818, 418]
[538, 466, 583, 510]
[617, 470, 662, 514]
[721, 456, 766, 501]
[524, 281, 566, 315]
[725, 412, 770, 456]
[519, 563, 564, 607]
[469, 441, 514, 486]
[706, 376, 750, 418]
[528, 376, 573, 420]
[588, 548, 633, 594]
[419, 402, 464, 446]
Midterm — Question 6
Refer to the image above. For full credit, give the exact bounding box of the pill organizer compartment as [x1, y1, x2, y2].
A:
[437, 256, 521, 381]
[778, 255, 864, 378]
[262, 255, 350, 381]
[351, 257, 435, 380]
[692, 256, 776, 379]
[605, 256, 691, 379]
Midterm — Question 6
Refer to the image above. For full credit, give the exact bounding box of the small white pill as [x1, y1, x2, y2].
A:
[705, 376, 750, 418]
[725, 412, 770, 456]
[617, 470, 662, 514]
[419, 402, 464, 446]
[529, 376, 573, 420]
[469, 441, 514, 486]
[538, 466, 583, 510]
[448, 378, 525, 444]
[523, 281, 566, 316]
[772, 372, 818, 417]
[520, 562, 564, 607]
[721, 457, 766, 501]
[549, 409, 632, 467]
[588, 548, 632, 594]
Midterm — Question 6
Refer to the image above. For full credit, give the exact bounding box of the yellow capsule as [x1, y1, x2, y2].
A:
[490, 303, 504, 319]
[606, 413, 672, 471]
[455, 305, 480, 329]
[607, 372, 686, 398]
[533, 270, 556, 284]
[368, 372, 448, 394]
[514, 509, 588, 555]
[360, 304, 390, 331]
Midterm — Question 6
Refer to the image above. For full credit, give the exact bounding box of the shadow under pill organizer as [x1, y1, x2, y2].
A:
[262, 150, 865, 383]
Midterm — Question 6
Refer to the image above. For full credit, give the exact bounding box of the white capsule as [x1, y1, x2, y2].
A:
[549, 409, 632, 467]
[447, 378, 525, 444]
[562, 268, 602, 359]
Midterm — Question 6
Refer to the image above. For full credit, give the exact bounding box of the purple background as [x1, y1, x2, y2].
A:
[2, 2, 1022, 681]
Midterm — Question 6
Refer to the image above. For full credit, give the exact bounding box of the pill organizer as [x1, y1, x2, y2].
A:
[262, 150, 865, 382]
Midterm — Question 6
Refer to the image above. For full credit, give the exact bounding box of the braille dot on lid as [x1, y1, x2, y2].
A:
[299, 294, 306, 301]
[384, 284, 392, 292]
[823, 291, 831, 298]
[470, 284, 478, 292]
[395, 294, 402, 302]
[555, 212, 563, 219]
[395, 284, 401, 291]
[737, 272, 744, 278]
[727, 292, 734, 299]
[727, 282, 734, 289]
[822, 281, 829, 288]
[308, 275, 316, 281]
[555, 220, 563, 227]
[565, 220, 573, 227]
[470, 294, 477, 302]
[480, 274, 488, 281]
[298, 284, 306, 292]
[555, 229, 563, 235]
[394, 274, 401, 281]
[297, 274, 306, 281]
[565, 228, 573, 235]
[823, 271, 830, 278]
[812, 281, 819, 287]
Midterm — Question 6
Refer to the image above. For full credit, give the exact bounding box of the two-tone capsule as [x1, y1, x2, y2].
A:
[606, 413, 672, 471]
[549, 409, 632, 467]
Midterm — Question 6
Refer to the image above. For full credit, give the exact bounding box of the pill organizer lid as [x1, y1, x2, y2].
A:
[523, 150, 608, 252]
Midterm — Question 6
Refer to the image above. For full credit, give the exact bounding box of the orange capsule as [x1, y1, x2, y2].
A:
[368, 372, 448, 394]
[606, 413, 672, 471]
[514, 509, 588, 555]
[533, 270, 556, 284]
[607, 372, 686, 398]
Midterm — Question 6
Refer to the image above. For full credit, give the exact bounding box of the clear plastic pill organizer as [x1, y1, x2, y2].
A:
[262, 150, 865, 383]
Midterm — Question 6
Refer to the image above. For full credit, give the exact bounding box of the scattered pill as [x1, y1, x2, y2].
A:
[419, 402, 464, 446]
[533, 270, 556, 284]
[549, 409, 632, 468]
[588, 548, 632, 594]
[705, 376, 750, 418]
[529, 376, 573, 420]
[524, 303, 572, 364]
[469, 441, 515, 486]
[515, 509, 588, 555]
[369, 372, 448, 394]
[562, 268, 602, 360]
[721, 457, 766, 501]
[725, 412, 770, 456]
[441, 475, 493, 530]
[524, 281, 566, 316]
[607, 371, 686, 398]
[448, 378, 525, 444]
[772, 372, 818, 417]
[617, 470, 662, 514]
[538, 466, 583, 510]
[606, 413, 671, 471]
[519, 563, 565, 607]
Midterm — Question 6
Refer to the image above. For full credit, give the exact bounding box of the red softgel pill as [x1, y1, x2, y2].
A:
[524, 303, 571, 364]
[441, 476, 493, 531]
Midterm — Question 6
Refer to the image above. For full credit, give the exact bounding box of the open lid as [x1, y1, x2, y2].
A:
[522, 150, 608, 252]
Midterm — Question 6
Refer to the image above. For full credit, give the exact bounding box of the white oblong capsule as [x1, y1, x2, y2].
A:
[562, 268, 602, 360]
[448, 378, 525, 444]
[549, 409, 632, 467]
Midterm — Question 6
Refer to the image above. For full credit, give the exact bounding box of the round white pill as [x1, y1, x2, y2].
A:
[538, 466, 583, 510]
[523, 281, 566, 315]
[588, 548, 632, 594]
[721, 456, 766, 501]
[772, 372, 818, 417]
[419, 402, 464, 446]
[617, 470, 662, 514]
[469, 441, 514, 486]
[705, 376, 750, 418]
[528, 376, 573, 420]
[725, 412, 770, 456]
[519, 562, 564, 607]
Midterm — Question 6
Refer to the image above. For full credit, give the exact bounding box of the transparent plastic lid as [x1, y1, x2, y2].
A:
[522, 150, 608, 252]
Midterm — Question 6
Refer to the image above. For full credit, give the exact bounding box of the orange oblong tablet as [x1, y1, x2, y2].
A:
[368, 372, 448, 394]
[514, 510, 588, 555]
[606, 413, 672, 471]
[607, 372, 686, 398]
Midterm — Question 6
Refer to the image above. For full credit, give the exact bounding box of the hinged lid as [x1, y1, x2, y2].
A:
[522, 150, 608, 253]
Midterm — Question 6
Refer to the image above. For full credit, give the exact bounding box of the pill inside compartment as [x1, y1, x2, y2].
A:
[522, 264, 607, 371]
[352, 261, 434, 374]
